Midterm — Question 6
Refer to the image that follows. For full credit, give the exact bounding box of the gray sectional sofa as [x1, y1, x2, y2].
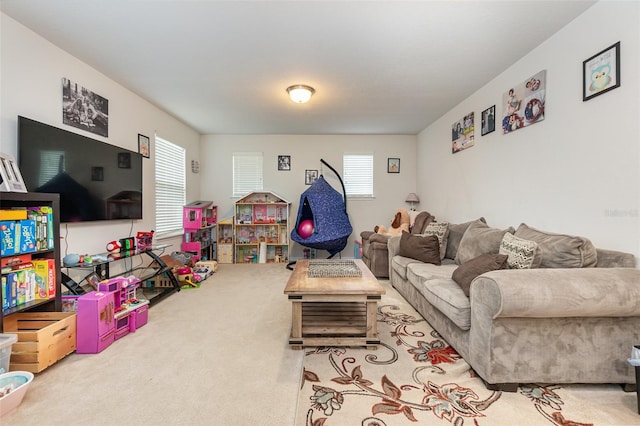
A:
[387, 218, 640, 391]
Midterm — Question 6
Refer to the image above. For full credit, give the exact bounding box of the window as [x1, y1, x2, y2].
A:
[233, 152, 263, 197]
[343, 153, 374, 198]
[155, 136, 186, 237]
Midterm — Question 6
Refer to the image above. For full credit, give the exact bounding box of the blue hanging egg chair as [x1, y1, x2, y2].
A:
[289, 159, 352, 268]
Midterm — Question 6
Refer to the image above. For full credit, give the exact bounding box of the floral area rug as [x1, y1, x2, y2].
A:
[296, 281, 639, 426]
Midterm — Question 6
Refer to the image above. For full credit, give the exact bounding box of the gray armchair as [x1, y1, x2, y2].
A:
[361, 211, 434, 277]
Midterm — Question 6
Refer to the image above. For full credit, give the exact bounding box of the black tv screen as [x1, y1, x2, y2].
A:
[18, 116, 143, 223]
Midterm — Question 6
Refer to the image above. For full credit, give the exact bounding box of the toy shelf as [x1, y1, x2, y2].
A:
[181, 201, 217, 262]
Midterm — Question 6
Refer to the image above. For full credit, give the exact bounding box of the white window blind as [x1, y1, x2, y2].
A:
[155, 137, 186, 236]
[343, 154, 374, 198]
[233, 152, 263, 197]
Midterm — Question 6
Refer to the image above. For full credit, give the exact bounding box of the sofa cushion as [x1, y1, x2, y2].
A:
[514, 223, 598, 268]
[455, 221, 515, 265]
[452, 253, 508, 297]
[424, 221, 449, 260]
[391, 255, 423, 280]
[499, 233, 541, 269]
[410, 211, 435, 235]
[444, 217, 487, 260]
[406, 262, 459, 284]
[398, 231, 441, 265]
[417, 278, 471, 331]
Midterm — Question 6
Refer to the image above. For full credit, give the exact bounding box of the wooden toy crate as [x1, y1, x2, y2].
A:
[2, 312, 77, 373]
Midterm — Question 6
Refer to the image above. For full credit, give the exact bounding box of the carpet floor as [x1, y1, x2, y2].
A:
[4, 264, 639, 425]
[296, 279, 640, 426]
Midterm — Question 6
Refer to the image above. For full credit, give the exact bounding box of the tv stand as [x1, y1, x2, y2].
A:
[64, 244, 180, 306]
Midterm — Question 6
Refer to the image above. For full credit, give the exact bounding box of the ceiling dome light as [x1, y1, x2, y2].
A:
[286, 85, 315, 103]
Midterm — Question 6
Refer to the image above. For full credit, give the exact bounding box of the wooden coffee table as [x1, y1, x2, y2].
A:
[284, 259, 385, 350]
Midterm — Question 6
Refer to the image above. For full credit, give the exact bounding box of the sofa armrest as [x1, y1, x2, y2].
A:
[471, 268, 640, 319]
[369, 233, 392, 244]
[387, 235, 402, 259]
[360, 230, 376, 241]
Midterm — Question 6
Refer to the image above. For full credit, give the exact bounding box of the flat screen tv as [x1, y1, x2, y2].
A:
[18, 116, 143, 223]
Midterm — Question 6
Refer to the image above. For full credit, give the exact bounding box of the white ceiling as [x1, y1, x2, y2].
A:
[1, 0, 596, 135]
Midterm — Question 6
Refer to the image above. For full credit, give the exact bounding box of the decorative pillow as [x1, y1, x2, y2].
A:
[455, 221, 515, 265]
[423, 221, 449, 260]
[445, 217, 487, 260]
[452, 253, 508, 297]
[499, 233, 541, 269]
[410, 211, 435, 235]
[514, 223, 597, 268]
[398, 231, 441, 265]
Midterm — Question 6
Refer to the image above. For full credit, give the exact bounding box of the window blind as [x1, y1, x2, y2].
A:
[155, 137, 186, 236]
[343, 154, 374, 198]
[233, 152, 263, 197]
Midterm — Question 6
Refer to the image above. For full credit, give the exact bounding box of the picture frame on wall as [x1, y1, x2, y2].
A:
[278, 155, 291, 171]
[387, 158, 400, 173]
[481, 105, 495, 136]
[138, 134, 150, 158]
[583, 41, 620, 101]
[305, 169, 318, 185]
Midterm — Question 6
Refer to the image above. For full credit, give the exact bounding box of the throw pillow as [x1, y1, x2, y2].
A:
[423, 221, 449, 260]
[398, 231, 441, 265]
[514, 223, 597, 268]
[452, 253, 508, 297]
[410, 211, 435, 235]
[498, 233, 541, 269]
[454, 221, 515, 265]
[444, 217, 487, 260]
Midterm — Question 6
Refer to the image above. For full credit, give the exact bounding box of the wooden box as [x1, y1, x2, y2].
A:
[3, 312, 77, 373]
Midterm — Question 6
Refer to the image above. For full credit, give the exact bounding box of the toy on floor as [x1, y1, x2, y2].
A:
[374, 208, 410, 236]
[193, 260, 217, 279]
[177, 266, 202, 288]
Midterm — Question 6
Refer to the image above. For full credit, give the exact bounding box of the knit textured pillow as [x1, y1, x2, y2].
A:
[499, 233, 541, 269]
[424, 221, 449, 260]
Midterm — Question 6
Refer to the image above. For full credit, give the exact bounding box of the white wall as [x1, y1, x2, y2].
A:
[200, 134, 417, 259]
[417, 1, 640, 264]
[0, 13, 201, 257]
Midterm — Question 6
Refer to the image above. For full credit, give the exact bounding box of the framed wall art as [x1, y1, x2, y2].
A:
[452, 112, 475, 153]
[305, 169, 318, 185]
[501, 70, 546, 134]
[277, 155, 291, 171]
[138, 134, 150, 158]
[481, 105, 495, 136]
[387, 158, 400, 173]
[583, 41, 620, 101]
[62, 77, 109, 137]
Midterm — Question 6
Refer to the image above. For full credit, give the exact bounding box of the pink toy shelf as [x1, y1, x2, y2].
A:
[183, 201, 217, 229]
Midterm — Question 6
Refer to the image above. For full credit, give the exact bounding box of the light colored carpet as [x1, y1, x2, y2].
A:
[3, 263, 304, 425]
[296, 279, 640, 426]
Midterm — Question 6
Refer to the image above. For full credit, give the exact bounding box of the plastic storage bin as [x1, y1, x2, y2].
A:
[0, 334, 18, 374]
[0, 371, 34, 417]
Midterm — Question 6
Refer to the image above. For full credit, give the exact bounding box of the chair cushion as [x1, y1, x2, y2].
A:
[455, 221, 515, 265]
[445, 217, 487, 260]
[398, 231, 441, 265]
[514, 223, 597, 268]
[452, 253, 508, 297]
[417, 278, 471, 331]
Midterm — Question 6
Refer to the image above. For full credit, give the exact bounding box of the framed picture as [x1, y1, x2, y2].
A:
[501, 70, 546, 134]
[118, 152, 131, 169]
[278, 155, 291, 171]
[452, 112, 475, 153]
[583, 41, 620, 101]
[481, 105, 496, 136]
[82, 271, 102, 292]
[91, 166, 104, 181]
[305, 169, 318, 185]
[387, 158, 400, 173]
[62, 77, 109, 137]
[138, 134, 150, 158]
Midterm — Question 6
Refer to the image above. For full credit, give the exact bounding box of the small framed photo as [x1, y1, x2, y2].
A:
[83, 271, 102, 292]
[118, 152, 131, 169]
[278, 155, 291, 171]
[481, 105, 496, 136]
[583, 41, 620, 102]
[305, 169, 318, 185]
[387, 158, 400, 173]
[91, 166, 104, 181]
[138, 134, 150, 158]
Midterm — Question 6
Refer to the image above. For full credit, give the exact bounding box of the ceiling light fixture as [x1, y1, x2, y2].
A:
[286, 84, 315, 104]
